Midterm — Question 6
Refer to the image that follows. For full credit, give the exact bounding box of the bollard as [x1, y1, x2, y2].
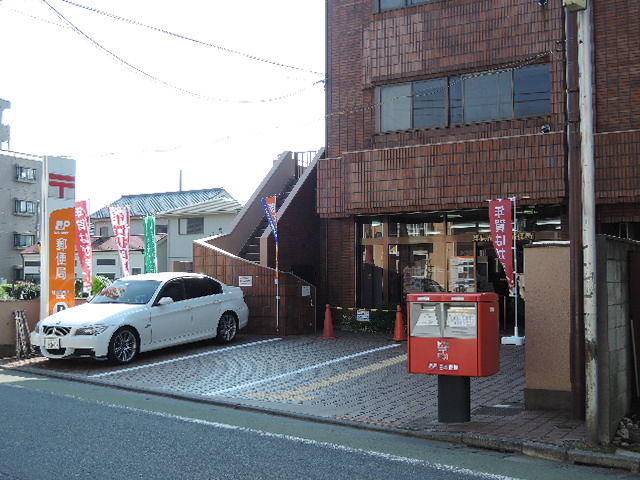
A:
[392, 305, 407, 342]
[320, 304, 337, 339]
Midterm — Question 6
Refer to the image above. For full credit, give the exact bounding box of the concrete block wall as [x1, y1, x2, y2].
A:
[597, 236, 639, 441]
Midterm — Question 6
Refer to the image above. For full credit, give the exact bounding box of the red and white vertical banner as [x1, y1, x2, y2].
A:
[74, 201, 93, 294]
[109, 206, 130, 277]
[489, 199, 516, 295]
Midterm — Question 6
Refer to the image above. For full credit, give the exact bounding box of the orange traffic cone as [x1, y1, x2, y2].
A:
[320, 304, 337, 339]
[392, 305, 407, 342]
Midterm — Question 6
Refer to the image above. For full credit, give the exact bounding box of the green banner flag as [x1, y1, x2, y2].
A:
[143, 215, 157, 273]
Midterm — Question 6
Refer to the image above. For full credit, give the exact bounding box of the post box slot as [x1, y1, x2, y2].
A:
[410, 302, 478, 339]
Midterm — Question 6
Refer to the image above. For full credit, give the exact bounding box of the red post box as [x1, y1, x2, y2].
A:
[407, 292, 500, 377]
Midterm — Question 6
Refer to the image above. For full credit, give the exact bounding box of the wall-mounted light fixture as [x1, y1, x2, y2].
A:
[563, 0, 587, 12]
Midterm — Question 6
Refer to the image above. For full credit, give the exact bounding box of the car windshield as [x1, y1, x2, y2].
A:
[90, 280, 162, 305]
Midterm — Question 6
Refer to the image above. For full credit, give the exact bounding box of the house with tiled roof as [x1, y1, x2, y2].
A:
[21, 189, 242, 282]
[21, 234, 166, 283]
[90, 188, 242, 272]
[91, 188, 235, 235]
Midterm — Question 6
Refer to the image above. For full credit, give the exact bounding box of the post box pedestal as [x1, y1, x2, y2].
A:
[438, 375, 471, 422]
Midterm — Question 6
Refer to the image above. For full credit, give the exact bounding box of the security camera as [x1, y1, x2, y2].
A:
[541, 124, 551, 133]
[538, 0, 548, 5]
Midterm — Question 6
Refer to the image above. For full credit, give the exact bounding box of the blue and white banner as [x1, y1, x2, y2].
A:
[262, 196, 278, 242]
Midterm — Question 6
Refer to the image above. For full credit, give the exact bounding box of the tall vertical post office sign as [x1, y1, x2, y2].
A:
[40, 156, 76, 318]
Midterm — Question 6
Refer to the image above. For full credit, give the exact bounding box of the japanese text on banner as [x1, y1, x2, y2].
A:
[489, 199, 515, 295]
[49, 208, 75, 314]
[74, 201, 93, 293]
[143, 215, 157, 274]
[109, 206, 130, 277]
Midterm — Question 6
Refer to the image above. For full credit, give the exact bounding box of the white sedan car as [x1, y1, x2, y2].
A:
[31, 272, 249, 364]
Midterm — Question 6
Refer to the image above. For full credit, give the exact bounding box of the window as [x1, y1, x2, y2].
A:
[380, 84, 410, 131]
[378, 0, 431, 11]
[461, 71, 513, 122]
[15, 200, 37, 215]
[158, 279, 186, 302]
[413, 78, 448, 128]
[179, 217, 204, 235]
[514, 64, 552, 116]
[377, 64, 551, 132]
[184, 276, 222, 299]
[96, 259, 116, 266]
[25, 273, 40, 283]
[155, 224, 168, 234]
[99, 226, 109, 236]
[14, 234, 36, 248]
[24, 261, 40, 267]
[15, 166, 37, 181]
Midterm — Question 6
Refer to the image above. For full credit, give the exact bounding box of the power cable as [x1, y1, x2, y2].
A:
[59, 0, 324, 77]
[38, 0, 325, 104]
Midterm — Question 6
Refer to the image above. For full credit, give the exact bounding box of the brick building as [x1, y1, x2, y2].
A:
[317, 0, 640, 325]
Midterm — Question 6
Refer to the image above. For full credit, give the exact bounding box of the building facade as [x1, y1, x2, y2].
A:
[318, 1, 640, 327]
[91, 189, 242, 273]
[0, 151, 43, 283]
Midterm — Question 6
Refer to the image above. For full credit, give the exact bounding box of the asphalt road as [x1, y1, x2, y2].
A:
[0, 370, 635, 480]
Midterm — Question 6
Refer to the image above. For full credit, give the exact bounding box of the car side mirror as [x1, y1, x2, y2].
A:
[157, 297, 174, 306]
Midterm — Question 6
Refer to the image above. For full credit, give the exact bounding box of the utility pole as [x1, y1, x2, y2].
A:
[569, 0, 599, 445]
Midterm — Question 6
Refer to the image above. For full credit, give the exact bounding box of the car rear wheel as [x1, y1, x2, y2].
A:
[216, 312, 238, 344]
[108, 327, 138, 364]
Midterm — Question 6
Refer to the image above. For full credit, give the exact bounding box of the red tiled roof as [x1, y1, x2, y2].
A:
[21, 234, 166, 255]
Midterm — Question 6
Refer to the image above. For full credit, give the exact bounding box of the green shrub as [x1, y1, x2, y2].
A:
[340, 309, 397, 333]
[0, 282, 41, 300]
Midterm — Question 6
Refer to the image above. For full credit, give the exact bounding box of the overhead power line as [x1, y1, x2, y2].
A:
[38, 0, 325, 103]
[60, 0, 324, 77]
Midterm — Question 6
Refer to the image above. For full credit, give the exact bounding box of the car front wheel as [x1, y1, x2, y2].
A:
[108, 327, 138, 364]
[216, 312, 238, 344]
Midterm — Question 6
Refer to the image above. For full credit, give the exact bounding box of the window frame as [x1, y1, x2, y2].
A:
[14, 199, 37, 215]
[377, 0, 433, 12]
[14, 233, 36, 248]
[377, 64, 551, 133]
[15, 165, 37, 182]
[178, 217, 205, 235]
[96, 259, 116, 266]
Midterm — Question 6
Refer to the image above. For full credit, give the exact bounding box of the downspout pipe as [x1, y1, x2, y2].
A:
[565, 9, 585, 421]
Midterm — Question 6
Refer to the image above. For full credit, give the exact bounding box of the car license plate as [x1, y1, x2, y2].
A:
[44, 337, 60, 349]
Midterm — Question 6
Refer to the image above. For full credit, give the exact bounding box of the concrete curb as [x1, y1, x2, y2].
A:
[2, 362, 639, 473]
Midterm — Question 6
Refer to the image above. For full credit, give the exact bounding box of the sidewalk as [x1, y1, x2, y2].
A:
[2, 331, 639, 472]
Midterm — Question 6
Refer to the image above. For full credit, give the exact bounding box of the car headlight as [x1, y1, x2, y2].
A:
[75, 325, 109, 336]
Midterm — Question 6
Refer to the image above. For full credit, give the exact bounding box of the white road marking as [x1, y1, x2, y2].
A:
[206, 344, 402, 396]
[92, 398, 525, 480]
[248, 354, 407, 401]
[89, 338, 282, 378]
[1, 380, 522, 479]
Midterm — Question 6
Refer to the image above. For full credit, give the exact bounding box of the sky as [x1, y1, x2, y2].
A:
[0, 0, 326, 213]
